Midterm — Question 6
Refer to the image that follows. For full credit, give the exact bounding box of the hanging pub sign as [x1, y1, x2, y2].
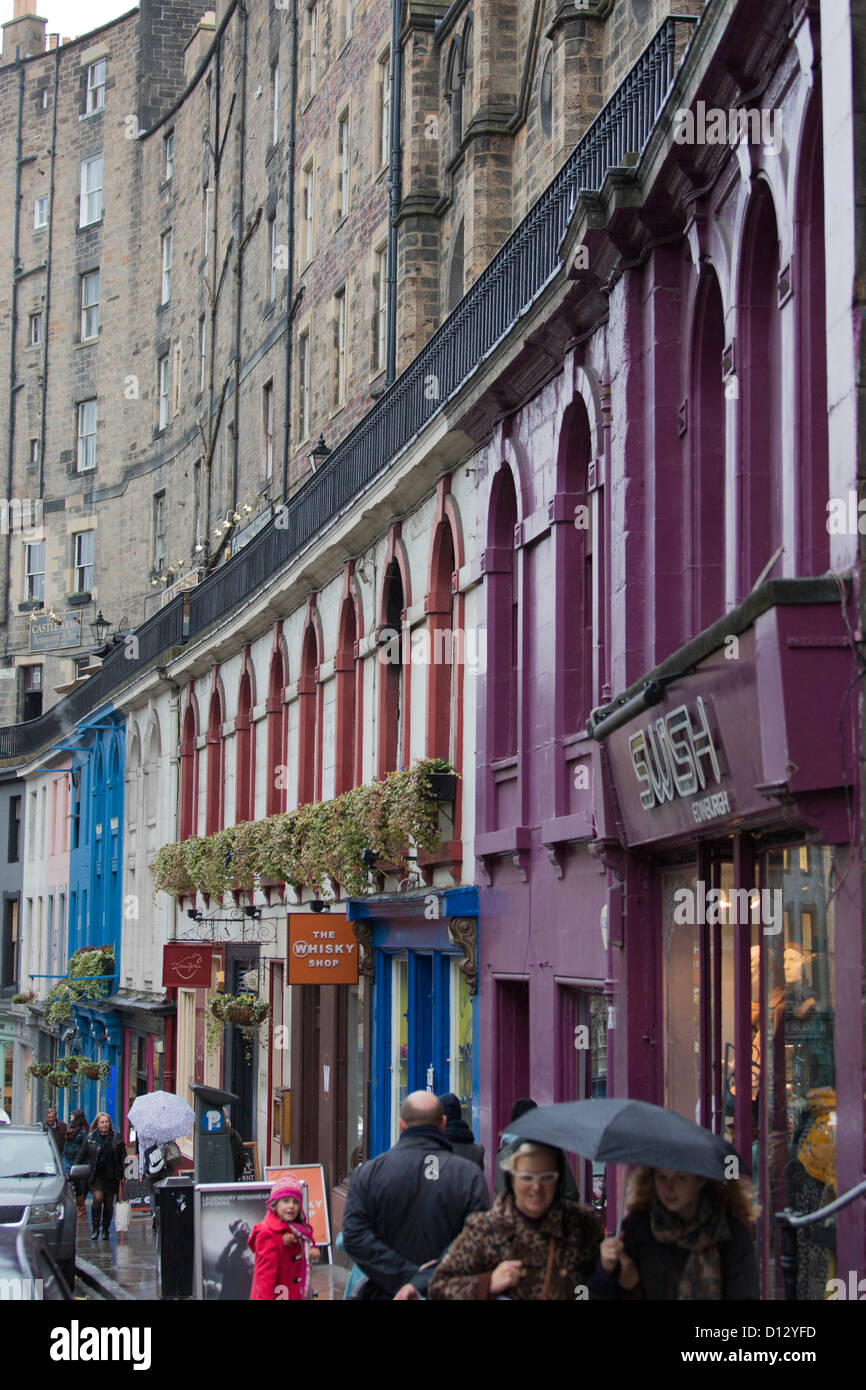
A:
[288, 913, 358, 985]
[162, 944, 213, 990]
[29, 611, 82, 652]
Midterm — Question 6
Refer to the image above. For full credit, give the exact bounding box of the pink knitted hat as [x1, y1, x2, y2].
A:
[268, 1176, 305, 1210]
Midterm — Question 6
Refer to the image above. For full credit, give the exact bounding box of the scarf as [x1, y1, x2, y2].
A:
[648, 1190, 729, 1300]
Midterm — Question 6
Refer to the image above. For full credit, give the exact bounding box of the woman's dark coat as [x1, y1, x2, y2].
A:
[79, 1129, 127, 1191]
[590, 1207, 759, 1300]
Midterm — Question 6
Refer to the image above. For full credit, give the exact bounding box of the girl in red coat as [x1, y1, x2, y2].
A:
[248, 1177, 316, 1301]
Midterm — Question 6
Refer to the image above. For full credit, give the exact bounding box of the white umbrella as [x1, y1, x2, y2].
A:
[128, 1090, 195, 1143]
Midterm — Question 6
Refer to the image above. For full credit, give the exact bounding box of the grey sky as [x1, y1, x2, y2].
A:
[1, 1, 139, 43]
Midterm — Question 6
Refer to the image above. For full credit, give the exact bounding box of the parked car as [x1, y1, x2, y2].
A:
[0, 1125, 78, 1289]
[0, 1226, 73, 1300]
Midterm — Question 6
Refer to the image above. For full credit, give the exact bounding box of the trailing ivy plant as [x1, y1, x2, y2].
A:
[43, 946, 116, 1027]
[150, 758, 457, 900]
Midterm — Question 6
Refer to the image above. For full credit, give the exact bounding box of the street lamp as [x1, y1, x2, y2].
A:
[89, 611, 111, 646]
[309, 435, 331, 472]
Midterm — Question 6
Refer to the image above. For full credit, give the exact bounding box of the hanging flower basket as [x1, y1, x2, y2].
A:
[46, 1071, 75, 1090]
[207, 993, 270, 1063]
[64, 1058, 79, 1073]
[26, 1062, 53, 1080]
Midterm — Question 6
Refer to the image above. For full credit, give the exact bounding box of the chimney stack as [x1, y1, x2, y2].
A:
[2, 4, 47, 62]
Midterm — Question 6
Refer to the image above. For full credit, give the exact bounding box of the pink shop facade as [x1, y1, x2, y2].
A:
[472, 0, 864, 1299]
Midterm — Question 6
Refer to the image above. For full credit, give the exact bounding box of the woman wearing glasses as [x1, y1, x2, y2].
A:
[427, 1141, 602, 1300]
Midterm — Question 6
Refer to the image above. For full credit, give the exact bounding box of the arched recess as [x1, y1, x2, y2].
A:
[377, 531, 412, 779]
[446, 37, 463, 155]
[298, 606, 324, 806]
[144, 719, 160, 847]
[448, 219, 465, 313]
[794, 95, 830, 575]
[486, 464, 519, 762]
[205, 678, 225, 836]
[688, 268, 727, 630]
[426, 483, 465, 769]
[554, 396, 594, 739]
[265, 631, 287, 817]
[738, 181, 783, 593]
[180, 692, 199, 842]
[235, 655, 256, 824]
[126, 729, 141, 833]
[335, 577, 362, 795]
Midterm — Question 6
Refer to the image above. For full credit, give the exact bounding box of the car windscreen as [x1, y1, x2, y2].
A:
[0, 1135, 58, 1179]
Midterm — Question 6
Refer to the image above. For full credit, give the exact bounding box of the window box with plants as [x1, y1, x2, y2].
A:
[67, 591, 92, 606]
[43, 945, 116, 1027]
[10, 991, 35, 1005]
[150, 758, 458, 903]
[18, 599, 43, 612]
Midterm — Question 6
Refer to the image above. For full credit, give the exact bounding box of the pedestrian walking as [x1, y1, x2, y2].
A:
[43, 1107, 68, 1156]
[342, 1091, 490, 1300]
[590, 1166, 759, 1300]
[79, 1113, 127, 1242]
[439, 1092, 485, 1169]
[62, 1109, 89, 1216]
[493, 1098, 579, 1200]
[248, 1177, 317, 1301]
[428, 1140, 602, 1300]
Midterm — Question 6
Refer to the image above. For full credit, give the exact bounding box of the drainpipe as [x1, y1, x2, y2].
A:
[38, 43, 61, 503]
[231, 1, 249, 516]
[281, 0, 299, 503]
[385, 0, 403, 384]
[204, 35, 223, 554]
[3, 55, 25, 650]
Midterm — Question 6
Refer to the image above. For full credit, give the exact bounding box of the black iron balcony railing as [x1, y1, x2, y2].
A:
[0, 15, 698, 763]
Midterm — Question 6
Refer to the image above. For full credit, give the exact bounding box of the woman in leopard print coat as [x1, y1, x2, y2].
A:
[428, 1141, 602, 1300]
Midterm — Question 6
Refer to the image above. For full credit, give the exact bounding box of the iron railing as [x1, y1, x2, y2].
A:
[0, 15, 698, 763]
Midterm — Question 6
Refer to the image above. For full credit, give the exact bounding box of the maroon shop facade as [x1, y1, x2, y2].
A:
[588, 577, 863, 1300]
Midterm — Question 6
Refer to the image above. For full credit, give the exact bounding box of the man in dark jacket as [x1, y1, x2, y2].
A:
[342, 1091, 490, 1299]
[439, 1092, 484, 1169]
[43, 1109, 68, 1156]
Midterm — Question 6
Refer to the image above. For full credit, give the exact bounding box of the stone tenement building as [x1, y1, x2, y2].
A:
[0, 0, 701, 728]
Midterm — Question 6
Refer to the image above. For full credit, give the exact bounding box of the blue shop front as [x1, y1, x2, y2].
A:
[346, 888, 479, 1158]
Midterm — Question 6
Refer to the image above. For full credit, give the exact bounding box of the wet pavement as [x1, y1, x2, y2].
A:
[75, 1201, 349, 1301]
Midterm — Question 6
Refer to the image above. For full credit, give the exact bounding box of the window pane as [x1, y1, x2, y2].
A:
[391, 956, 408, 1145]
[449, 958, 473, 1126]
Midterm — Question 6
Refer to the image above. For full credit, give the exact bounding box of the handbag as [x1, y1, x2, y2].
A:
[114, 1186, 132, 1232]
[144, 1143, 166, 1177]
[346, 1153, 453, 1301]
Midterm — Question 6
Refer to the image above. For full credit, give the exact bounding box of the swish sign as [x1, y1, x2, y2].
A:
[628, 697, 727, 821]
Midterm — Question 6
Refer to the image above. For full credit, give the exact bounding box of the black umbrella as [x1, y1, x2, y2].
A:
[504, 1098, 742, 1182]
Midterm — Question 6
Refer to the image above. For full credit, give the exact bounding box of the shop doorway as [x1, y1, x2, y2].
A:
[225, 949, 259, 1143]
[494, 978, 530, 1149]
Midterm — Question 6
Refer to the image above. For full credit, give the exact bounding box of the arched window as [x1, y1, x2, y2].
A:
[298, 622, 321, 806]
[179, 701, 198, 841]
[426, 521, 457, 762]
[539, 50, 553, 141]
[266, 648, 287, 817]
[448, 218, 465, 313]
[795, 102, 829, 576]
[447, 38, 462, 154]
[379, 559, 406, 776]
[555, 401, 593, 734]
[689, 270, 726, 630]
[460, 20, 473, 141]
[145, 723, 160, 850]
[739, 183, 783, 593]
[205, 686, 224, 835]
[486, 467, 518, 760]
[235, 669, 255, 823]
[335, 596, 359, 795]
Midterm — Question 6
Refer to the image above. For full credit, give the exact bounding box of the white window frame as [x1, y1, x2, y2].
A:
[271, 61, 280, 146]
[340, 0, 353, 47]
[378, 51, 391, 171]
[298, 330, 311, 441]
[79, 155, 103, 227]
[25, 540, 45, 603]
[81, 270, 100, 340]
[374, 244, 387, 374]
[164, 130, 175, 181]
[269, 215, 278, 302]
[153, 492, 166, 572]
[29, 439, 40, 467]
[307, 3, 318, 100]
[333, 286, 347, 410]
[76, 399, 97, 472]
[85, 60, 106, 115]
[73, 530, 94, 593]
[157, 354, 169, 430]
[161, 229, 172, 305]
[199, 315, 207, 395]
[28, 313, 42, 347]
[172, 341, 182, 416]
[338, 110, 350, 220]
[303, 162, 314, 265]
[34, 196, 49, 230]
[263, 381, 274, 479]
